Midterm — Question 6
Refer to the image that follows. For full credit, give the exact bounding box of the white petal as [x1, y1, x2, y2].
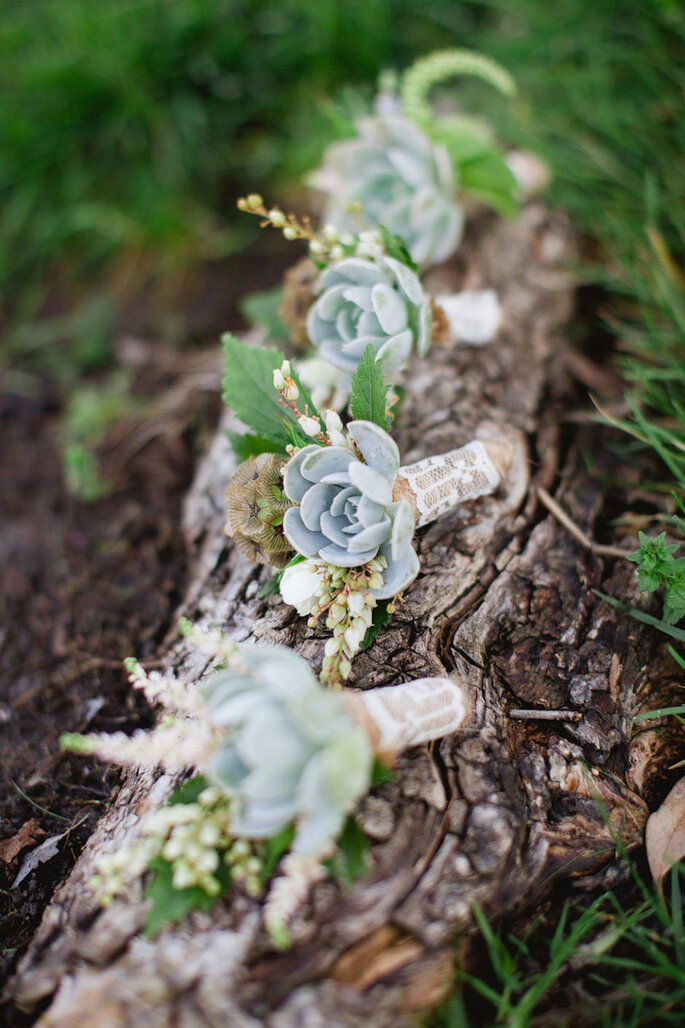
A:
[435, 289, 502, 346]
[280, 560, 325, 616]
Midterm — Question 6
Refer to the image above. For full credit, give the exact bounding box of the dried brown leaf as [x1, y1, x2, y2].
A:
[645, 775, 685, 890]
[0, 818, 44, 864]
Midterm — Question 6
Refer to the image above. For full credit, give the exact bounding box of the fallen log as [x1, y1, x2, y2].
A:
[8, 204, 678, 1027]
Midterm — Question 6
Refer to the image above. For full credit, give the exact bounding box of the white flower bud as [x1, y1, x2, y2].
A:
[273, 368, 286, 391]
[269, 209, 286, 227]
[280, 559, 326, 616]
[297, 414, 321, 437]
[324, 636, 341, 657]
[344, 622, 366, 654]
[346, 591, 365, 617]
[283, 226, 297, 240]
[309, 240, 326, 256]
[197, 850, 220, 874]
[172, 865, 196, 890]
[323, 409, 343, 432]
[323, 224, 339, 243]
[230, 840, 250, 860]
[198, 787, 222, 806]
[199, 823, 221, 847]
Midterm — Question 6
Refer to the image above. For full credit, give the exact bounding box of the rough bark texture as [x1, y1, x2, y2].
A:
[8, 205, 679, 1027]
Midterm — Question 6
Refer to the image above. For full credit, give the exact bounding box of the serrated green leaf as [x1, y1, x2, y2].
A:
[349, 345, 391, 429]
[143, 857, 228, 937]
[239, 285, 289, 342]
[222, 334, 322, 450]
[324, 816, 370, 887]
[225, 430, 282, 461]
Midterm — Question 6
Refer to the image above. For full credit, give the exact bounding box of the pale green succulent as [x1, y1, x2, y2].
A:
[305, 255, 432, 376]
[311, 115, 464, 270]
[282, 420, 419, 598]
[202, 645, 373, 856]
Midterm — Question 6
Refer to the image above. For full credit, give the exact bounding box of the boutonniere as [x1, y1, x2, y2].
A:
[63, 628, 467, 946]
[223, 335, 512, 685]
[309, 49, 521, 271]
[236, 194, 502, 408]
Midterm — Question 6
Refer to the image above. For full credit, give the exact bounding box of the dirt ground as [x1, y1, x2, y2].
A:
[0, 358, 223, 996]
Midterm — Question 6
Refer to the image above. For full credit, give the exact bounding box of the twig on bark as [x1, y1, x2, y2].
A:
[536, 486, 631, 559]
[509, 708, 582, 722]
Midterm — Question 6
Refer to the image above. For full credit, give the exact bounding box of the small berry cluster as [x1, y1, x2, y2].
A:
[304, 558, 391, 687]
[92, 786, 264, 905]
[237, 193, 358, 266]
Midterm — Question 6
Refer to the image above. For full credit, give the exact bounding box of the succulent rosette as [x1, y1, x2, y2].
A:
[281, 420, 419, 599]
[310, 115, 464, 270]
[305, 254, 432, 376]
[201, 645, 373, 856]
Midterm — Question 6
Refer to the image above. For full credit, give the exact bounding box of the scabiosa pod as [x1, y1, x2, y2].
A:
[224, 451, 294, 569]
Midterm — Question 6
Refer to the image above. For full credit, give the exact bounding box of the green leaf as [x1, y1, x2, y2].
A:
[460, 150, 519, 218]
[432, 124, 494, 167]
[371, 757, 394, 786]
[594, 590, 685, 642]
[324, 816, 370, 887]
[168, 775, 208, 806]
[143, 857, 228, 937]
[378, 225, 417, 272]
[225, 430, 282, 461]
[222, 334, 322, 450]
[260, 823, 295, 885]
[239, 285, 289, 342]
[349, 345, 391, 429]
[258, 573, 281, 599]
[362, 598, 393, 650]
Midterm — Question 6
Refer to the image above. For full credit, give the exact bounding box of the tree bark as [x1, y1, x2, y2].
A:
[8, 204, 679, 1027]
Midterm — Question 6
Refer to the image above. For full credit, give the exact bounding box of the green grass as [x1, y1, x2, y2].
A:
[0, 0, 482, 357]
[431, 864, 685, 1027]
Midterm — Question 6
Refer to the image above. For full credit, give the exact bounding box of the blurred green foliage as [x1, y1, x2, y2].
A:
[1, 0, 683, 393]
[0, 0, 477, 320]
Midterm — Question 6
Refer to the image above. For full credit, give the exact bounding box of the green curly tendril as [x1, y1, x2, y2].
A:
[400, 48, 516, 141]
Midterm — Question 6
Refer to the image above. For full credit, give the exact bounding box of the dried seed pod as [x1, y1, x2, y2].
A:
[393, 437, 513, 527]
[225, 452, 294, 568]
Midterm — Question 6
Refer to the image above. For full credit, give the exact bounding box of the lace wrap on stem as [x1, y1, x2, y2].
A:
[394, 437, 513, 528]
